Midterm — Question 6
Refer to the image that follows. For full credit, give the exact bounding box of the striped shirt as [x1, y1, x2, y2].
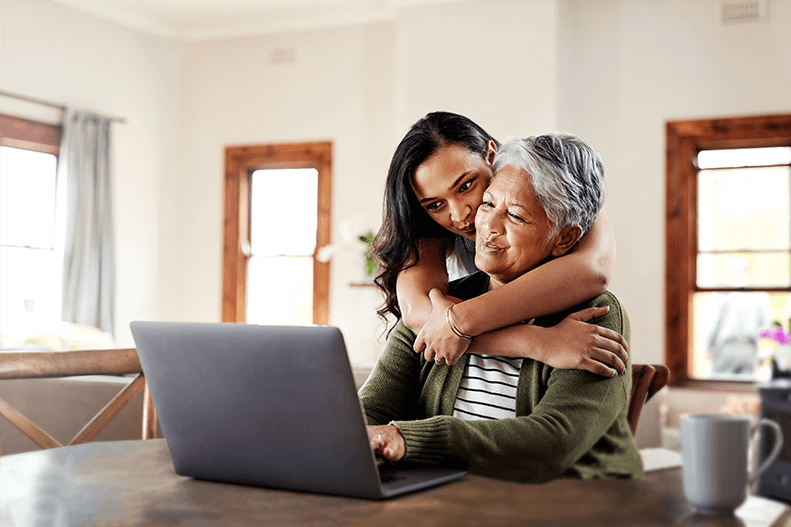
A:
[452, 354, 523, 421]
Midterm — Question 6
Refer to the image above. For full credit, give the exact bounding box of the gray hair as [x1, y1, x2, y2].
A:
[491, 132, 605, 239]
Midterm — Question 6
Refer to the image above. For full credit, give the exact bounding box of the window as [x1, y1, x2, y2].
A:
[246, 168, 318, 325]
[0, 114, 62, 340]
[222, 142, 331, 325]
[666, 114, 791, 386]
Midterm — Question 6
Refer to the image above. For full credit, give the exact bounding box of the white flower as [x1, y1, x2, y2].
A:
[316, 245, 336, 263]
[316, 214, 375, 263]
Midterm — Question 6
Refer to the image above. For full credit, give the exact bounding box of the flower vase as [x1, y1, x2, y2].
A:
[772, 344, 791, 379]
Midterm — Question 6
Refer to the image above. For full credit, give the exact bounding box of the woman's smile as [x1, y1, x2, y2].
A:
[477, 237, 503, 255]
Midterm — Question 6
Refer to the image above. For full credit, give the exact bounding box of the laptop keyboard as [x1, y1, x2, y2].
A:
[380, 472, 406, 484]
[378, 465, 407, 484]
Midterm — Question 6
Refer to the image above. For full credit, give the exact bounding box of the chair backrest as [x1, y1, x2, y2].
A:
[0, 348, 157, 455]
[628, 364, 670, 436]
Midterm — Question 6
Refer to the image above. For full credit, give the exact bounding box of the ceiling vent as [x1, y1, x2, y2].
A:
[270, 48, 295, 64]
[721, 0, 766, 24]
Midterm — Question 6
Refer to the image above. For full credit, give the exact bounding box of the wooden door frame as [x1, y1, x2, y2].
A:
[222, 142, 332, 325]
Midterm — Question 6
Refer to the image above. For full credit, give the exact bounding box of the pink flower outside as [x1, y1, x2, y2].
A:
[760, 326, 791, 345]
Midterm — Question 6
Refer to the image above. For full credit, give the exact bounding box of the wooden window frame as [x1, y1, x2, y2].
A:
[222, 142, 332, 325]
[665, 114, 791, 388]
[0, 113, 61, 154]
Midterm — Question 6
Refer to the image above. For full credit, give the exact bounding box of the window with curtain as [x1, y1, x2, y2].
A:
[666, 114, 791, 386]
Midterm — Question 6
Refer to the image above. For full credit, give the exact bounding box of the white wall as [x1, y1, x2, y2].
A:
[394, 1, 560, 139]
[0, 0, 181, 348]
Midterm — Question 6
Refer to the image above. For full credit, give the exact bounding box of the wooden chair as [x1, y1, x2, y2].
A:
[0, 348, 157, 455]
[628, 364, 670, 436]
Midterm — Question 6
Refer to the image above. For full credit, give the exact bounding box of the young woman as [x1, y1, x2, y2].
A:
[372, 112, 627, 375]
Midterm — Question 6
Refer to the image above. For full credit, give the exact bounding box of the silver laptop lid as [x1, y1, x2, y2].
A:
[130, 322, 386, 498]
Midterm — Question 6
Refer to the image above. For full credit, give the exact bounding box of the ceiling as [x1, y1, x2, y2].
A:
[55, 0, 451, 41]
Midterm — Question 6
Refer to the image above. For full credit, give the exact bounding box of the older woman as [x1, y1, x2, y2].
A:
[361, 133, 643, 482]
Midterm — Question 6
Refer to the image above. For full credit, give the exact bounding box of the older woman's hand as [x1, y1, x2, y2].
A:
[413, 288, 470, 366]
[367, 424, 405, 463]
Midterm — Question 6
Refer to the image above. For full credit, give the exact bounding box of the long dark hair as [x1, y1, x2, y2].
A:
[372, 111, 498, 325]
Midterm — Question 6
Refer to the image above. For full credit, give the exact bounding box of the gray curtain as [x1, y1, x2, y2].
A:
[59, 110, 116, 336]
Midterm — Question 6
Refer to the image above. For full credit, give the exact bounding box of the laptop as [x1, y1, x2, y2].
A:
[130, 321, 466, 499]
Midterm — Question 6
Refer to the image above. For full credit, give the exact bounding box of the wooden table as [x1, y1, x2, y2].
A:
[1, 439, 788, 527]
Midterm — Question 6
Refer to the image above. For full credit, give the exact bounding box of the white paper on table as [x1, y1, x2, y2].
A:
[639, 447, 683, 472]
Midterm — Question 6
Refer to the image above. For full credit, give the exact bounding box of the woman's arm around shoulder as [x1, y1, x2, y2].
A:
[395, 238, 451, 333]
[414, 213, 622, 370]
[453, 211, 615, 336]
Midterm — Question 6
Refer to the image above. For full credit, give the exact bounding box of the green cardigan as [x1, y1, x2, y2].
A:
[360, 272, 644, 483]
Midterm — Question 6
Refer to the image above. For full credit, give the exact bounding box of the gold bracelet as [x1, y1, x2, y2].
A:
[446, 305, 472, 340]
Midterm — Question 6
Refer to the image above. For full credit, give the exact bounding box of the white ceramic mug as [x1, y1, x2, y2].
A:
[680, 414, 783, 516]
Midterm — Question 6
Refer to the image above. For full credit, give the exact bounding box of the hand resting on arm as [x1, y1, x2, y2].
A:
[414, 288, 628, 376]
[399, 213, 623, 375]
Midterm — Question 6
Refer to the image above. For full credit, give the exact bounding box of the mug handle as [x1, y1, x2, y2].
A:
[750, 418, 784, 486]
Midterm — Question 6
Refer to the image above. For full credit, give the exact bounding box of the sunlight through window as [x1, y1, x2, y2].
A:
[691, 146, 791, 381]
[246, 168, 319, 326]
[0, 146, 61, 337]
